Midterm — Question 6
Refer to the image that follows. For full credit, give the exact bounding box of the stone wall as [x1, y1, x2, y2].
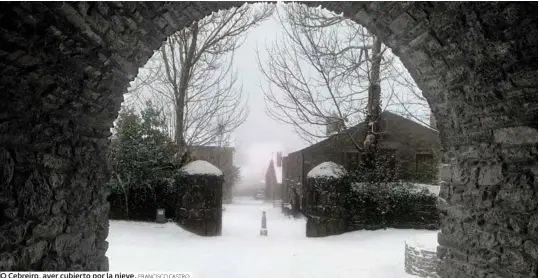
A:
[437, 136, 538, 278]
[405, 239, 441, 278]
[304, 164, 349, 237]
[173, 162, 223, 236]
[189, 145, 235, 203]
[281, 156, 289, 203]
[0, 2, 535, 275]
[282, 151, 304, 214]
[306, 216, 348, 238]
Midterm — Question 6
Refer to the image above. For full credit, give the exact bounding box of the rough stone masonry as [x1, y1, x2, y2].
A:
[174, 160, 223, 236]
[405, 240, 441, 278]
[304, 162, 348, 238]
[0, 2, 536, 277]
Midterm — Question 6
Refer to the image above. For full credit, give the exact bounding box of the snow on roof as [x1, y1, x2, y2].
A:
[180, 160, 223, 176]
[307, 162, 346, 179]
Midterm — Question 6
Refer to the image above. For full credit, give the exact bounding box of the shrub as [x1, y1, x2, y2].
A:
[107, 102, 185, 221]
[406, 160, 439, 184]
[341, 180, 439, 231]
[107, 178, 177, 221]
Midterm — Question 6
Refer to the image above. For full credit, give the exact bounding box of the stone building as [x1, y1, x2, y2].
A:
[189, 145, 235, 202]
[189, 145, 234, 169]
[281, 111, 441, 210]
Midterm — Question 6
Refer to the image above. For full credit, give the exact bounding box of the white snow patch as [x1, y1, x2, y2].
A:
[181, 160, 223, 176]
[350, 182, 440, 196]
[307, 161, 346, 178]
[405, 232, 439, 252]
[413, 183, 440, 196]
[107, 197, 433, 277]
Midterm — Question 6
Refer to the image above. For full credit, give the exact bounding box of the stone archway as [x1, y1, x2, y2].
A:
[0, 2, 536, 277]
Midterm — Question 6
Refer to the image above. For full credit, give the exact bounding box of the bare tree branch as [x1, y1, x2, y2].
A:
[258, 3, 372, 148]
[125, 3, 274, 152]
[259, 3, 431, 149]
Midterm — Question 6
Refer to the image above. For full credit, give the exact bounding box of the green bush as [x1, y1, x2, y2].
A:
[341, 180, 439, 230]
[406, 160, 439, 184]
[107, 178, 177, 221]
[107, 101, 185, 221]
[329, 147, 440, 231]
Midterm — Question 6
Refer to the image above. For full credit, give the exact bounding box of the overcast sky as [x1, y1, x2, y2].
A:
[231, 10, 307, 182]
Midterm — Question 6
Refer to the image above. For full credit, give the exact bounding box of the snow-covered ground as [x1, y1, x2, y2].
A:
[107, 197, 438, 278]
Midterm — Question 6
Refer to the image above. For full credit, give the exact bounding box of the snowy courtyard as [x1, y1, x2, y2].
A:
[106, 197, 437, 278]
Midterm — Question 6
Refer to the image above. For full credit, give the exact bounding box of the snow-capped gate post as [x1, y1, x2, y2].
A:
[305, 162, 349, 237]
[174, 160, 224, 236]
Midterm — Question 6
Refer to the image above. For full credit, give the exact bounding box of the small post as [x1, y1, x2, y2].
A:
[260, 211, 268, 236]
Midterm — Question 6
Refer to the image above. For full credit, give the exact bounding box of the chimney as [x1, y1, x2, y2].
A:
[325, 117, 333, 135]
[326, 112, 339, 136]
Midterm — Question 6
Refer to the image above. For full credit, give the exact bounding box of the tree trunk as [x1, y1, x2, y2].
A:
[362, 36, 382, 171]
[174, 97, 186, 148]
[123, 188, 129, 219]
[175, 23, 199, 150]
[117, 174, 130, 219]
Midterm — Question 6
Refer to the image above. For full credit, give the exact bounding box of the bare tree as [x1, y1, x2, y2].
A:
[258, 3, 430, 149]
[383, 57, 432, 127]
[127, 4, 275, 154]
[258, 4, 380, 148]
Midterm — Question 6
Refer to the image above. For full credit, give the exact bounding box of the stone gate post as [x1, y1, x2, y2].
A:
[173, 160, 224, 236]
[304, 162, 349, 237]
